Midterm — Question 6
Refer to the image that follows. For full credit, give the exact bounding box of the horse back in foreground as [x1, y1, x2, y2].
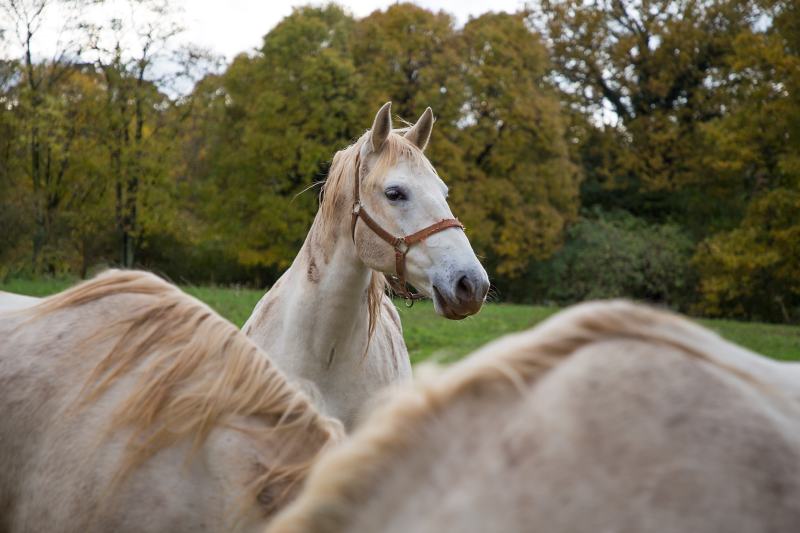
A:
[267, 300, 800, 533]
[0, 270, 342, 533]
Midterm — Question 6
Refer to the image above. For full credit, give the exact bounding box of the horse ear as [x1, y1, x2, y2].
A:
[370, 101, 392, 152]
[404, 107, 434, 151]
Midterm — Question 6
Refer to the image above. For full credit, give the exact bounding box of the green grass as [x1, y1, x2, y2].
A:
[181, 285, 265, 327]
[396, 301, 559, 364]
[1, 278, 76, 297]
[397, 301, 800, 363]
[696, 318, 800, 362]
[3, 278, 799, 363]
[0, 278, 267, 329]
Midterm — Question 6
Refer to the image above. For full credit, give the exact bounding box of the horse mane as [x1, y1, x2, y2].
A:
[318, 129, 436, 341]
[32, 269, 342, 505]
[266, 300, 763, 533]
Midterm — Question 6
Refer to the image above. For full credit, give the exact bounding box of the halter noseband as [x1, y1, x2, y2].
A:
[350, 153, 464, 305]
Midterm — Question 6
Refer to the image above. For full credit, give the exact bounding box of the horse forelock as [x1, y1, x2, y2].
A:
[31, 269, 342, 503]
[266, 300, 768, 533]
[318, 128, 432, 236]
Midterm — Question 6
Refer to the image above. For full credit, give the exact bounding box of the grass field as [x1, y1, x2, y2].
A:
[3, 278, 799, 363]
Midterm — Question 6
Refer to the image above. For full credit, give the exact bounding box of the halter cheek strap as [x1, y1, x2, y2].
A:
[350, 153, 465, 305]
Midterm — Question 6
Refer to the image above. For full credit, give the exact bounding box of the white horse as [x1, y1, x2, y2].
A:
[0, 270, 343, 533]
[0, 290, 39, 312]
[244, 102, 489, 429]
[267, 300, 800, 533]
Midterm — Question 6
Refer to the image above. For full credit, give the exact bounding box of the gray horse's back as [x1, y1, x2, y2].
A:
[267, 302, 800, 533]
[0, 298, 219, 533]
[0, 292, 40, 313]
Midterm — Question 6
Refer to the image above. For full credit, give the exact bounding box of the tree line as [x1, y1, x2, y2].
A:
[1, 0, 798, 322]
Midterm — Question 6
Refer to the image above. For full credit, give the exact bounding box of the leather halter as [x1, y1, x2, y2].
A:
[350, 153, 464, 305]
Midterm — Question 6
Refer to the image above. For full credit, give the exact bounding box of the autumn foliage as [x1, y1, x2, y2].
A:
[1, 1, 798, 322]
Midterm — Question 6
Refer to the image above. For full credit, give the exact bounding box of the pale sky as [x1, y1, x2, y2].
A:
[181, 1, 528, 61]
[2, 1, 528, 64]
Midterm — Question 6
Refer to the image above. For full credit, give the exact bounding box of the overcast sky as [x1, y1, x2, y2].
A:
[0, 1, 528, 95]
[1, 1, 528, 63]
[180, 0, 528, 61]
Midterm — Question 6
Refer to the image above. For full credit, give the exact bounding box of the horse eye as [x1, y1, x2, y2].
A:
[384, 187, 407, 202]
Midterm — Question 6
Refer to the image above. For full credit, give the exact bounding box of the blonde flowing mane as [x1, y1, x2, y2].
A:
[317, 130, 436, 341]
[267, 300, 764, 532]
[32, 270, 341, 503]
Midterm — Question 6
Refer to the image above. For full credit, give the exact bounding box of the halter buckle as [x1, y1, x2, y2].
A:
[352, 203, 362, 216]
[395, 239, 408, 254]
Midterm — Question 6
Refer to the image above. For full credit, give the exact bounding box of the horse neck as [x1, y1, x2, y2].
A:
[286, 204, 374, 356]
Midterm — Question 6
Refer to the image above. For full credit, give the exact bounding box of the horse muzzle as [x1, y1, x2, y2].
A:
[432, 268, 489, 320]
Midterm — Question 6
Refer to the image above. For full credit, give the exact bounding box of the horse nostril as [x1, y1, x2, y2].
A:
[455, 274, 474, 302]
